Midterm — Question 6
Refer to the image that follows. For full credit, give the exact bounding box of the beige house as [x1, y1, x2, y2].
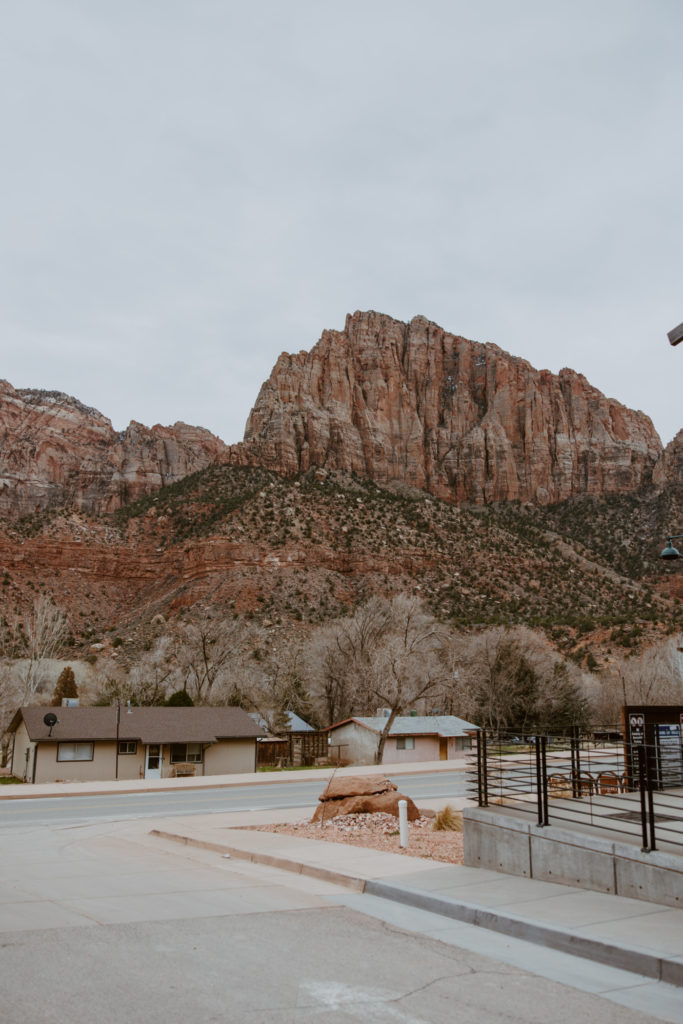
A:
[325, 715, 479, 766]
[8, 706, 266, 783]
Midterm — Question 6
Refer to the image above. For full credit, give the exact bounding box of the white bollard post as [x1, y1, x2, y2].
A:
[398, 799, 408, 848]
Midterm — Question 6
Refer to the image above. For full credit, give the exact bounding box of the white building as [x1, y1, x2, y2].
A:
[325, 715, 479, 766]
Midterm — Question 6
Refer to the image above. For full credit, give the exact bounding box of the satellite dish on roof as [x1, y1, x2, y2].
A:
[43, 712, 58, 736]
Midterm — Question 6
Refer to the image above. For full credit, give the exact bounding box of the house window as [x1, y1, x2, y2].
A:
[396, 737, 415, 750]
[57, 742, 94, 762]
[118, 740, 137, 755]
[170, 743, 203, 764]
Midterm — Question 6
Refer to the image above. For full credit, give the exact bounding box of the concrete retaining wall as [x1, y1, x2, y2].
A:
[463, 806, 683, 909]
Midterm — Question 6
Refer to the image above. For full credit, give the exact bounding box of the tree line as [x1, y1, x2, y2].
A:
[2, 593, 682, 765]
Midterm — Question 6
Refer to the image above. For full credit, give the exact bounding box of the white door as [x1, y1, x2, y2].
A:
[145, 744, 162, 780]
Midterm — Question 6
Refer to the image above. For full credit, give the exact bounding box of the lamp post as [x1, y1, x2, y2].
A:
[660, 534, 683, 561]
[668, 323, 683, 346]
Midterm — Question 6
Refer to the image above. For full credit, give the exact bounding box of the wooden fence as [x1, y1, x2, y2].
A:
[257, 731, 329, 768]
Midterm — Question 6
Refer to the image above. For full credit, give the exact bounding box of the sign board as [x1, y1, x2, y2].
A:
[629, 713, 645, 746]
[656, 723, 683, 785]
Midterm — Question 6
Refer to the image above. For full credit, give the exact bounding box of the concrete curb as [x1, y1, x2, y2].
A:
[150, 829, 365, 892]
[364, 880, 683, 988]
[150, 827, 683, 988]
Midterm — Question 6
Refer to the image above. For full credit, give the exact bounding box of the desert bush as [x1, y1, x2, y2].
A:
[432, 805, 463, 832]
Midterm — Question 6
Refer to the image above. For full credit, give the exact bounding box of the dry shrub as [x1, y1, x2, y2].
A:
[432, 805, 463, 832]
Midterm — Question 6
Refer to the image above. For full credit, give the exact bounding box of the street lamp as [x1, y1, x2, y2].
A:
[668, 322, 683, 346]
[660, 534, 683, 560]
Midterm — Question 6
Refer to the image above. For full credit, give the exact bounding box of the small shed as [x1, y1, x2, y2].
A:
[248, 711, 328, 767]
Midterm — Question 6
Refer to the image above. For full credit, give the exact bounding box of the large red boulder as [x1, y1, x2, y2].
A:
[319, 775, 397, 801]
[311, 775, 419, 822]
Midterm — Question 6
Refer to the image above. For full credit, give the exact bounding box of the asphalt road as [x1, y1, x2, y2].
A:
[0, 816, 663, 1024]
[0, 770, 470, 827]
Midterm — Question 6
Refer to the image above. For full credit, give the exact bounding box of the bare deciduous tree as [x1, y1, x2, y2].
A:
[597, 637, 683, 722]
[457, 626, 588, 735]
[211, 639, 313, 734]
[307, 597, 393, 725]
[175, 610, 253, 704]
[308, 595, 449, 762]
[126, 636, 176, 705]
[361, 596, 448, 763]
[0, 661, 21, 766]
[15, 597, 67, 705]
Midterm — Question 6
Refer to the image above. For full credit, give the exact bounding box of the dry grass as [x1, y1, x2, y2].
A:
[432, 805, 463, 832]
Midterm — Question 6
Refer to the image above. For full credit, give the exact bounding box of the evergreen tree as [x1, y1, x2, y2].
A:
[165, 689, 194, 707]
[51, 666, 78, 706]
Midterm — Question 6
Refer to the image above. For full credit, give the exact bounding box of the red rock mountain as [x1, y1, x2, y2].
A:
[0, 380, 229, 516]
[0, 312, 677, 517]
[0, 314, 679, 642]
[235, 311, 664, 505]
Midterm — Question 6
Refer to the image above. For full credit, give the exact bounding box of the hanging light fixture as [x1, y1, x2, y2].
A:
[660, 534, 683, 560]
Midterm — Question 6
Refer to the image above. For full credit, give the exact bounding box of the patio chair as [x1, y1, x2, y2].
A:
[597, 770, 624, 794]
[547, 773, 572, 797]
[574, 771, 596, 796]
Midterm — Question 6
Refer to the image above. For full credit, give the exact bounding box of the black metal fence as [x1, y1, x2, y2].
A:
[468, 730, 683, 853]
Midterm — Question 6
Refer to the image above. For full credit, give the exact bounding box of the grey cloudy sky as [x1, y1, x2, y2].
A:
[1, 1, 681, 446]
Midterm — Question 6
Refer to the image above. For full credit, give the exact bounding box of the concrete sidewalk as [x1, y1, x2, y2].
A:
[0, 758, 465, 799]
[151, 811, 683, 990]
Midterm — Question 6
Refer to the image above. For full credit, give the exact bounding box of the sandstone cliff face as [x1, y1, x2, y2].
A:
[0, 381, 229, 516]
[1, 312, 674, 519]
[238, 311, 664, 505]
[653, 429, 683, 492]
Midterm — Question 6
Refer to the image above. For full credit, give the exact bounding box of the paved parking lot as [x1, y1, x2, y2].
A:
[1, 817, 680, 1023]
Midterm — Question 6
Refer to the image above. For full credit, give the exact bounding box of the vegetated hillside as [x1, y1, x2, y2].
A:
[493, 487, 683, 584]
[1, 463, 679, 670]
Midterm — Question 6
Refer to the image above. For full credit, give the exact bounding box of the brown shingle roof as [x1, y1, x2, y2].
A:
[11, 706, 267, 745]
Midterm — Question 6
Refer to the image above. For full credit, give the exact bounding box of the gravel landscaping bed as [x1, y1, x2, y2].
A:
[251, 811, 464, 864]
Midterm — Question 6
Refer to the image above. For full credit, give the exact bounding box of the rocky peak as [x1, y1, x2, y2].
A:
[16, 387, 110, 423]
[237, 311, 664, 505]
[1, 312, 675, 518]
[0, 379, 229, 516]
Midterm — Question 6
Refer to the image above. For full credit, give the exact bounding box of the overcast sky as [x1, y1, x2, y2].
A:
[1, 1, 681, 446]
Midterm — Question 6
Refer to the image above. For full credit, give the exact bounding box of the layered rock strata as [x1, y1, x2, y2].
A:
[0, 381, 229, 516]
[654, 429, 683, 492]
[1, 312, 675, 518]
[237, 311, 663, 505]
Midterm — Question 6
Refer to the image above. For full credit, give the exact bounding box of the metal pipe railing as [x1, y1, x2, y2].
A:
[468, 730, 683, 853]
